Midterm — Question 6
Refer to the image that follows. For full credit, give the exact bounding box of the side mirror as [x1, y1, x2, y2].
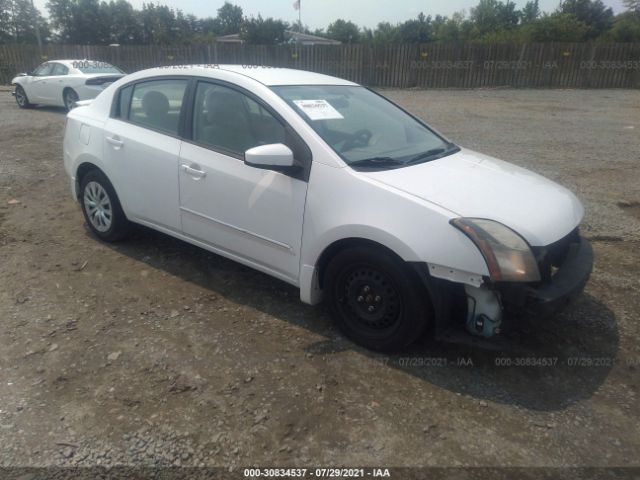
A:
[244, 143, 296, 172]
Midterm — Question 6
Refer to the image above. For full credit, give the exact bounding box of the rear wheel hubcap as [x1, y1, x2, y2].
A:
[83, 181, 112, 232]
[65, 91, 78, 110]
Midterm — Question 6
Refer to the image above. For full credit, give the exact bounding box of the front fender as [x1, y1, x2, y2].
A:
[298, 162, 490, 304]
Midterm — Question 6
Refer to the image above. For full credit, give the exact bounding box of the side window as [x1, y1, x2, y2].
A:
[193, 82, 286, 156]
[129, 79, 188, 136]
[33, 63, 53, 76]
[51, 63, 69, 76]
[115, 85, 133, 119]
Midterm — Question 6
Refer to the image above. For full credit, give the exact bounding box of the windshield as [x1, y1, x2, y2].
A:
[272, 85, 458, 169]
[72, 61, 124, 74]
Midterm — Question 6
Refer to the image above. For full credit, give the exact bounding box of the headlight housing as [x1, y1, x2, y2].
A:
[450, 218, 540, 282]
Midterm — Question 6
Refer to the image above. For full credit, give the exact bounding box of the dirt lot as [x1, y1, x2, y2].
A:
[0, 88, 639, 474]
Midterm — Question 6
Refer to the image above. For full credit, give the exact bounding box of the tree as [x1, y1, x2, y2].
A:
[11, 0, 48, 43]
[241, 15, 286, 44]
[216, 1, 243, 35]
[46, 0, 74, 41]
[560, 0, 614, 39]
[0, 0, 49, 43]
[623, 0, 640, 14]
[470, 0, 519, 36]
[370, 22, 398, 43]
[139, 3, 179, 44]
[103, 0, 140, 44]
[604, 11, 640, 40]
[326, 19, 360, 43]
[525, 12, 589, 41]
[47, 0, 109, 43]
[0, 0, 10, 42]
[520, 0, 540, 24]
[396, 12, 433, 43]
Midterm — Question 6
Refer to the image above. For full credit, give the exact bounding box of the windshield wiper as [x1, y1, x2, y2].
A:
[348, 157, 405, 168]
[407, 143, 457, 165]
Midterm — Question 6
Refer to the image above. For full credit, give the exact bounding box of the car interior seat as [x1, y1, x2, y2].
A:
[141, 90, 174, 133]
[199, 89, 256, 153]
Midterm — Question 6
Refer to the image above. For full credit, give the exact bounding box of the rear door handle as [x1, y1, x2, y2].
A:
[181, 164, 206, 179]
[106, 136, 124, 147]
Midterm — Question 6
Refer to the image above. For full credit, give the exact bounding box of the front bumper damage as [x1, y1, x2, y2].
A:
[500, 236, 593, 316]
[465, 233, 594, 337]
[414, 230, 594, 341]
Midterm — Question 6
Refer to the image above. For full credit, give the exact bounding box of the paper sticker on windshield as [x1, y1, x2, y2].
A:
[293, 99, 343, 121]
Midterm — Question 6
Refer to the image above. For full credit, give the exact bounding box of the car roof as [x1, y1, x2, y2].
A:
[137, 64, 359, 87]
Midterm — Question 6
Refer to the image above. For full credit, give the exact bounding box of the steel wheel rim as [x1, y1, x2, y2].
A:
[65, 91, 78, 110]
[15, 88, 25, 106]
[83, 181, 112, 232]
[336, 263, 403, 336]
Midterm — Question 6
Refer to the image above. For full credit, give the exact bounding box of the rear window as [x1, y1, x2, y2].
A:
[72, 61, 123, 74]
[128, 79, 188, 136]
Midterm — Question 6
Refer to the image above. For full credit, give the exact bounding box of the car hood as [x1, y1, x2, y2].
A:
[360, 147, 584, 246]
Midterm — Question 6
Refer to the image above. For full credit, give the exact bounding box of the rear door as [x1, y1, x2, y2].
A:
[178, 80, 311, 283]
[103, 77, 189, 233]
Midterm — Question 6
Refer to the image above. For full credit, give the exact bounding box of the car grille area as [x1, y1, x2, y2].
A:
[531, 227, 580, 283]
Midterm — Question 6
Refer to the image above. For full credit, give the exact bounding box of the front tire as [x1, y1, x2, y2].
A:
[325, 246, 431, 352]
[64, 88, 79, 112]
[80, 170, 131, 242]
[14, 85, 33, 108]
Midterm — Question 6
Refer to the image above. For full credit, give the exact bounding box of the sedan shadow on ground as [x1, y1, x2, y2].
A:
[28, 105, 69, 114]
[100, 224, 618, 413]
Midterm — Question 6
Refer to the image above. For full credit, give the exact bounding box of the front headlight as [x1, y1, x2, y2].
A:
[450, 218, 540, 282]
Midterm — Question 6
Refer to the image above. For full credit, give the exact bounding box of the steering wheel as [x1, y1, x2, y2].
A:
[340, 129, 373, 153]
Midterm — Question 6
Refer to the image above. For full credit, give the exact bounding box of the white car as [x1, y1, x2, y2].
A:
[63, 65, 593, 351]
[12, 60, 125, 111]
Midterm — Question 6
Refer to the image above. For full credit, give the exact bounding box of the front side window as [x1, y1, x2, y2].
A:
[128, 79, 188, 136]
[193, 82, 286, 156]
[51, 63, 69, 76]
[33, 63, 53, 77]
[273, 85, 458, 170]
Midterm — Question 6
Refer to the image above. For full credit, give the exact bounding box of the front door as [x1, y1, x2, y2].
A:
[29, 62, 54, 102]
[178, 81, 310, 283]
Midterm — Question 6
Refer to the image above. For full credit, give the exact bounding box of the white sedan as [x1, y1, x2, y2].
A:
[63, 65, 593, 351]
[12, 59, 125, 111]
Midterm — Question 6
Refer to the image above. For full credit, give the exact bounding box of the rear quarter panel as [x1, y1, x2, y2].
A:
[63, 106, 109, 198]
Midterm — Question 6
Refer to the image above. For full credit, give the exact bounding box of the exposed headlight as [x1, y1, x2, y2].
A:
[450, 218, 540, 282]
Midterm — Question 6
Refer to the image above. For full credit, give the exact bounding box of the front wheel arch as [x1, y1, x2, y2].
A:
[316, 238, 407, 291]
[315, 237, 460, 340]
[14, 83, 33, 108]
[323, 243, 434, 351]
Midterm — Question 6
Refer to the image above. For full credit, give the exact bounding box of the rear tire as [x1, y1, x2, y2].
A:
[14, 85, 33, 108]
[79, 170, 131, 242]
[325, 246, 431, 352]
[64, 88, 79, 112]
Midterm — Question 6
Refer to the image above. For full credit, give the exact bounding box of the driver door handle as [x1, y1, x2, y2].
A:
[181, 164, 206, 179]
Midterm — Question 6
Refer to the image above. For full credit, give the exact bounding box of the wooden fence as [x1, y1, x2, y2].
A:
[1, 42, 639, 88]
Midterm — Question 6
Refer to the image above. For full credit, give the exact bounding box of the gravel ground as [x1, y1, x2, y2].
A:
[0, 88, 639, 475]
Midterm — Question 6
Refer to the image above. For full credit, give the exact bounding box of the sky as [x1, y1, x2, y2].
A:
[32, 0, 628, 30]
